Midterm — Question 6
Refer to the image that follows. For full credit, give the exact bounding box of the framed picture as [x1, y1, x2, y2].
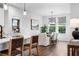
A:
[31, 19, 39, 30]
[12, 18, 20, 33]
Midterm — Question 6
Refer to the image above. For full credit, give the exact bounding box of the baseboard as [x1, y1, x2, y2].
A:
[39, 40, 70, 47]
[57, 40, 70, 42]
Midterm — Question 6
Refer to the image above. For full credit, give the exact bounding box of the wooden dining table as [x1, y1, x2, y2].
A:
[67, 41, 79, 56]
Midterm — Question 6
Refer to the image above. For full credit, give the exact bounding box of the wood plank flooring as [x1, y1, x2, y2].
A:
[23, 41, 69, 56]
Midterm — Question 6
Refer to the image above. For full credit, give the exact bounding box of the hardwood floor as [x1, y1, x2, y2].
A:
[23, 41, 69, 56]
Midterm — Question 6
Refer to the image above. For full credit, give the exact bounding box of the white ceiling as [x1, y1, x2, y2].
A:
[10, 3, 71, 16]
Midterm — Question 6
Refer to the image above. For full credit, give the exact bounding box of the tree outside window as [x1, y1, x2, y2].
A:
[58, 16, 66, 33]
[48, 17, 56, 33]
[58, 25, 66, 33]
[49, 24, 56, 33]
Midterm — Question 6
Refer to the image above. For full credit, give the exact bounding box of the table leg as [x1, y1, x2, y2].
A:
[67, 45, 70, 56]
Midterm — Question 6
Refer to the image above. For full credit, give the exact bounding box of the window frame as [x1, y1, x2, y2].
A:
[48, 16, 66, 34]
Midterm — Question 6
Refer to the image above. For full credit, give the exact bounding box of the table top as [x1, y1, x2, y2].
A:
[68, 42, 79, 47]
[0, 37, 10, 44]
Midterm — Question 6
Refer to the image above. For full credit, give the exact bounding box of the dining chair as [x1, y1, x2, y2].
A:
[50, 32, 58, 45]
[0, 37, 24, 56]
[24, 35, 39, 56]
[39, 33, 49, 46]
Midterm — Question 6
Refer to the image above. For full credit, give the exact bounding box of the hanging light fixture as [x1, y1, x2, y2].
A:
[4, 3, 8, 10]
[23, 3, 27, 15]
[49, 11, 53, 19]
[51, 11, 53, 18]
[49, 11, 55, 24]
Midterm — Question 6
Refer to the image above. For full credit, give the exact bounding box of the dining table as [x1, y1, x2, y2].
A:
[67, 41, 79, 56]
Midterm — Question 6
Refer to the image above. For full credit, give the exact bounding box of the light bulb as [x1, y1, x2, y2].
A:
[23, 10, 27, 15]
[4, 3, 8, 10]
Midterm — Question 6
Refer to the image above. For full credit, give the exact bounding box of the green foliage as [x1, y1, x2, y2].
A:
[49, 24, 55, 32]
[58, 25, 66, 33]
[41, 25, 47, 33]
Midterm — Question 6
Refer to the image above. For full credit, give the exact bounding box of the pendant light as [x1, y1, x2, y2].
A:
[23, 3, 27, 15]
[51, 11, 53, 18]
[49, 11, 53, 19]
[4, 3, 8, 10]
[49, 11, 55, 24]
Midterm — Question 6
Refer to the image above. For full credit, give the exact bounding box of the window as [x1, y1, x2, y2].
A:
[58, 16, 66, 33]
[58, 25, 66, 33]
[48, 17, 56, 32]
[49, 24, 56, 32]
[48, 16, 66, 33]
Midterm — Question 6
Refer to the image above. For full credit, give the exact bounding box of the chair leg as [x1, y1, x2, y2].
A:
[21, 52, 22, 56]
[21, 46, 23, 56]
[20, 50, 23, 56]
[29, 44, 32, 56]
[36, 46, 39, 56]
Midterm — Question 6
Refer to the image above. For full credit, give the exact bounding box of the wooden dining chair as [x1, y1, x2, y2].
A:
[24, 35, 39, 56]
[0, 37, 24, 56]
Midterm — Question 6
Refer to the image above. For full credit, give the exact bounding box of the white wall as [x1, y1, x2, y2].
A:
[71, 3, 79, 18]
[4, 10, 9, 35]
[0, 8, 4, 26]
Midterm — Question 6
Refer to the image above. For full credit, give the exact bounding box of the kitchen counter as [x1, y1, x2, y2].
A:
[0, 36, 31, 51]
[0, 37, 10, 44]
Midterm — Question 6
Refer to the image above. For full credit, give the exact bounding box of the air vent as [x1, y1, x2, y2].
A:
[0, 3, 3, 8]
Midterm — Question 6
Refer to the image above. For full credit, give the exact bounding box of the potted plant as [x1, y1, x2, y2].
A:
[41, 25, 47, 33]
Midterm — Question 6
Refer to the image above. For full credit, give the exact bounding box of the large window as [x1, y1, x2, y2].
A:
[58, 25, 66, 33]
[49, 24, 56, 32]
[49, 17, 56, 32]
[48, 16, 66, 33]
[58, 16, 66, 33]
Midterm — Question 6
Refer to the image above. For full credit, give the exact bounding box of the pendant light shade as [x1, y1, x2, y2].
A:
[51, 11, 53, 18]
[4, 3, 8, 10]
[23, 3, 27, 15]
[23, 10, 27, 15]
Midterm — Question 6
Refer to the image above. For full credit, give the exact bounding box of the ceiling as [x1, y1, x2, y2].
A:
[10, 3, 71, 16]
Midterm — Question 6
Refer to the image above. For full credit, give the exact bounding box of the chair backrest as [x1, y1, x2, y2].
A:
[53, 33, 58, 40]
[31, 35, 38, 43]
[50, 32, 58, 40]
[39, 33, 47, 40]
[10, 37, 23, 51]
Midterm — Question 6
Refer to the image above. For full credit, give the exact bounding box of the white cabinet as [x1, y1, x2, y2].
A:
[0, 8, 4, 26]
